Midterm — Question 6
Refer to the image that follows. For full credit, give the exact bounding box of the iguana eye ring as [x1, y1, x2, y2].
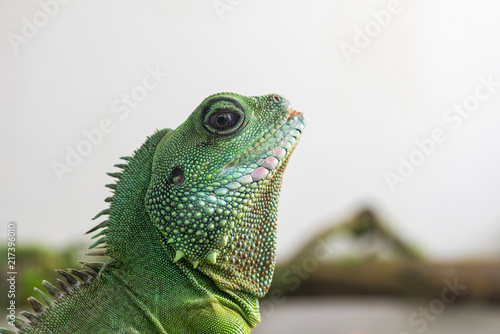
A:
[205, 110, 244, 134]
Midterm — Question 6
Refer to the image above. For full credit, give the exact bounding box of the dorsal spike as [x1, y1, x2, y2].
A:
[119, 156, 132, 161]
[56, 278, 72, 294]
[104, 196, 113, 202]
[28, 297, 47, 315]
[173, 250, 185, 263]
[56, 270, 80, 288]
[167, 238, 174, 244]
[106, 172, 123, 179]
[79, 261, 104, 273]
[68, 269, 92, 283]
[101, 258, 116, 274]
[42, 280, 63, 300]
[92, 209, 110, 220]
[207, 251, 218, 265]
[34, 287, 54, 307]
[85, 221, 108, 235]
[81, 270, 98, 279]
[105, 183, 117, 190]
[113, 163, 128, 169]
[12, 316, 29, 330]
[85, 249, 109, 256]
[88, 237, 107, 249]
[20, 310, 37, 322]
[90, 229, 107, 239]
[192, 260, 200, 269]
[85, 220, 108, 235]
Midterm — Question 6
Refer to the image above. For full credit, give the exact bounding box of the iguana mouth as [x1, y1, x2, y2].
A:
[223, 107, 305, 179]
[249, 107, 304, 179]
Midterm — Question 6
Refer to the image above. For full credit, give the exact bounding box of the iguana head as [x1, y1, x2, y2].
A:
[146, 92, 305, 297]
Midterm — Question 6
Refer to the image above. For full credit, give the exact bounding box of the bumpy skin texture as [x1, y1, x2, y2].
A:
[2, 93, 305, 334]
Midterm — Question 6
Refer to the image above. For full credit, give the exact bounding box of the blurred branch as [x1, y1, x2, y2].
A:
[270, 208, 500, 302]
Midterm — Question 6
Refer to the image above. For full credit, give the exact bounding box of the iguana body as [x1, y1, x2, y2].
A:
[2, 93, 305, 334]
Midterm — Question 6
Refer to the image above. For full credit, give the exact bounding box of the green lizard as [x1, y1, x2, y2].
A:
[2, 93, 305, 334]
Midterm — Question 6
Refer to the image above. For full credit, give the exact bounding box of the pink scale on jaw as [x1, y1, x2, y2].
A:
[262, 156, 279, 170]
[272, 146, 286, 159]
[251, 167, 269, 181]
[237, 174, 253, 185]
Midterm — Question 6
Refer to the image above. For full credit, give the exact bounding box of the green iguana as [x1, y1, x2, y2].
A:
[2, 93, 305, 333]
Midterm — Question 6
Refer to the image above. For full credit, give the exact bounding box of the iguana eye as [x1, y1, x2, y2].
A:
[206, 110, 243, 134]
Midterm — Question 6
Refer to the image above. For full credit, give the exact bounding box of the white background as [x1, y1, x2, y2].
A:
[1, 0, 500, 262]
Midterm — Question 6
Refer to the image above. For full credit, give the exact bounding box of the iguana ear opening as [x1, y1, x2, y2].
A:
[170, 166, 185, 185]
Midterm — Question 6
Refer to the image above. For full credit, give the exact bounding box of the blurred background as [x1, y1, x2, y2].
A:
[1, 0, 500, 333]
